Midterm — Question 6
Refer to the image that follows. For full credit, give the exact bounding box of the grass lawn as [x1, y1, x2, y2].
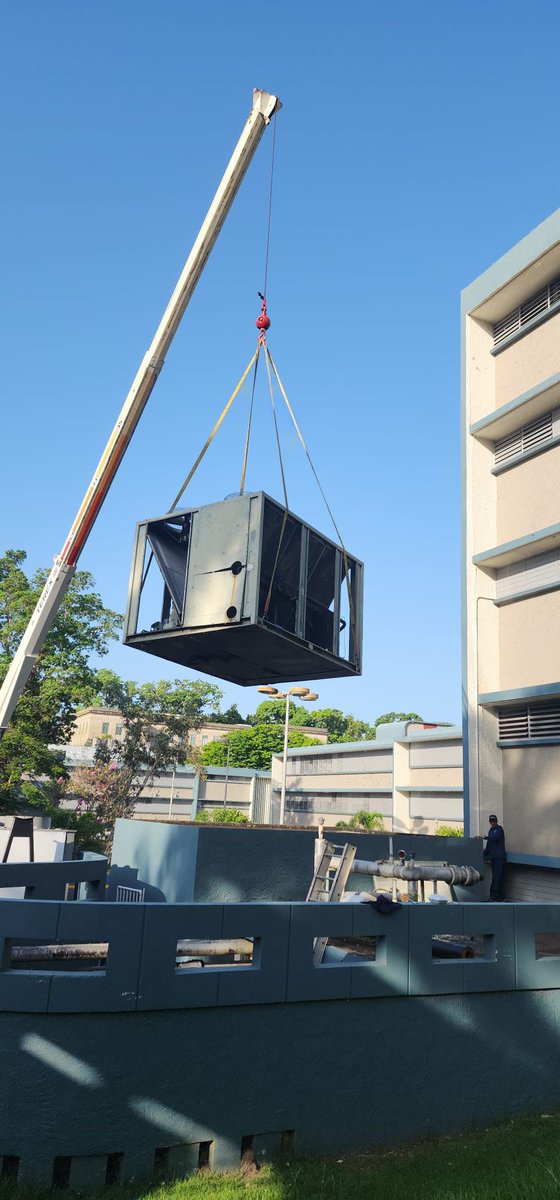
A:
[3, 1112, 560, 1199]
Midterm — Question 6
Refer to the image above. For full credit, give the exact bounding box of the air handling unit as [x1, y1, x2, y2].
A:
[123, 491, 363, 686]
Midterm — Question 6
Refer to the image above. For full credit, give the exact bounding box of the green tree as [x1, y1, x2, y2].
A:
[335, 810, 385, 832]
[72, 671, 223, 851]
[374, 711, 423, 727]
[201, 724, 321, 771]
[206, 703, 248, 725]
[0, 550, 121, 812]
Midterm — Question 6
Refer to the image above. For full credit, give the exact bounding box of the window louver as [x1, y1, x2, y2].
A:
[493, 277, 560, 346]
[494, 407, 559, 467]
[498, 701, 560, 741]
[496, 548, 560, 600]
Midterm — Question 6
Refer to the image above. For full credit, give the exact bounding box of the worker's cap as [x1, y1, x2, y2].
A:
[489, 814, 498, 822]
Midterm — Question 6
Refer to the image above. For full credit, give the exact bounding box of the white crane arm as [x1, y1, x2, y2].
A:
[0, 89, 281, 736]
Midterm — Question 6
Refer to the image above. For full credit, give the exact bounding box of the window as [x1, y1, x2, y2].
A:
[190, 734, 197, 746]
[101, 722, 109, 735]
[493, 277, 560, 346]
[494, 407, 560, 469]
[285, 793, 391, 815]
[202, 736, 208, 745]
[498, 701, 560, 742]
[496, 548, 560, 602]
[115, 724, 123, 736]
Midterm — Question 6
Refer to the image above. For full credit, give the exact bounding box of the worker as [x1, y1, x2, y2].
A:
[484, 814, 506, 902]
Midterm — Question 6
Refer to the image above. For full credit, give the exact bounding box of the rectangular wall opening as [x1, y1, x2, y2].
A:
[432, 935, 494, 961]
[4, 940, 108, 973]
[535, 933, 560, 960]
[105, 1152, 123, 1187]
[320, 936, 385, 964]
[1, 1156, 19, 1180]
[175, 937, 257, 971]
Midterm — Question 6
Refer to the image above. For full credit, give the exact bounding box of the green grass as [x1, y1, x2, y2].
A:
[4, 1112, 560, 1200]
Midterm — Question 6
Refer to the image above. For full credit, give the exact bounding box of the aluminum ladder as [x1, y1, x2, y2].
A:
[307, 840, 356, 966]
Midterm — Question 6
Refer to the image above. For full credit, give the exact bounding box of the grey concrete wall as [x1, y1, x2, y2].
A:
[109, 820, 199, 902]
[1, 893, 560, 1187]
[3, 986, 560, 1187]
[110, 821, 483, 904]
[0, 854, 107, 901]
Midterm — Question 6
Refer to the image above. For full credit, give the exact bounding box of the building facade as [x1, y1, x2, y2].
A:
[270, 721, 463, 833]
[462, 208, 560, 899]
[70, 707, 327, 749]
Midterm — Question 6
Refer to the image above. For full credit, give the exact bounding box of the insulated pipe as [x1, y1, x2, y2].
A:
[331, 857, 481, 887]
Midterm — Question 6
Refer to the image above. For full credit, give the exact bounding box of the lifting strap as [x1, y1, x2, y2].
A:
[169, 346, 261, 512]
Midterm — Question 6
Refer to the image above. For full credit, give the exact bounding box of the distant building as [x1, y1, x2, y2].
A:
[271, 720, 462, 833]
[70, 706, 328, 749]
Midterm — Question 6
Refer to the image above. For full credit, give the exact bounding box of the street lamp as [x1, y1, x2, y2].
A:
[257, 685, 319, 825]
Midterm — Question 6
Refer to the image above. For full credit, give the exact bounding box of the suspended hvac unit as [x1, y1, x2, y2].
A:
[123, 492, 363, 686]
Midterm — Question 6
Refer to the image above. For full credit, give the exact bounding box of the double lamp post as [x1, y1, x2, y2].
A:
[258, 685, 319, 826]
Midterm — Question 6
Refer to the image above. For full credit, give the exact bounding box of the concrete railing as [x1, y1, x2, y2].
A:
[1, 898, 559, 1013]
[0, 853, 108, 901]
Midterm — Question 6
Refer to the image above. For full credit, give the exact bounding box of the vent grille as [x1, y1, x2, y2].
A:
[496, 548, 560, 600]
[493, 277, 560, 346]
[498, 701, 560, 741]
[494, 407, 559, 467]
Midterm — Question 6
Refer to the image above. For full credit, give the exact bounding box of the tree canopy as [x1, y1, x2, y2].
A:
[200, 724, 321, 771]
[0, 550, 121, 811]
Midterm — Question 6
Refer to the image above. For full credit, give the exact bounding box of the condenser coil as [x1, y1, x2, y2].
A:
[123, 492, 363, 686]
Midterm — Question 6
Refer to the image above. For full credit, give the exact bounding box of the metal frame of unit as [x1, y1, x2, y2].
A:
[123, 491, 363, 687]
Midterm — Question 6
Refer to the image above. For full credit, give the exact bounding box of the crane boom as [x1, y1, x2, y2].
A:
[0, 88, 281, 738]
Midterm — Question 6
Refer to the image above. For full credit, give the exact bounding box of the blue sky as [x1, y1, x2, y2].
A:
[1, 1, 559, 725]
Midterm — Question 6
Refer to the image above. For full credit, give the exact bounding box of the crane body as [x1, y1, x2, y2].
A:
[0, 89, 281, 738]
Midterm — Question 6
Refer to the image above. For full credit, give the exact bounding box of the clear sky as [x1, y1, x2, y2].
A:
[1, 0, 559, 725]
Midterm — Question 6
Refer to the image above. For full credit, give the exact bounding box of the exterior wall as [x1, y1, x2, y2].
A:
[501, 745, 560, 857]
[110, 822, 483, 905]
[496, 442, 560, 543]
[272, 731, 464, 832]
[70, 709, 328, 749]
[1, 889, 560, 1189]
[495, 310, 560, 406]
[462, 208, 560, 859]
[499, 591, 560, 691]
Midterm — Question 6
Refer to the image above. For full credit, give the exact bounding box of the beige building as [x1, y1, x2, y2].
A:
[462, 208, 560, 900]
[271, 721, 463, 833]
[71, 707, 327, 750]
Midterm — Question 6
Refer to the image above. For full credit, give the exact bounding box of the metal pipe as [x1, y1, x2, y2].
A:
[331, 856, 481, 887]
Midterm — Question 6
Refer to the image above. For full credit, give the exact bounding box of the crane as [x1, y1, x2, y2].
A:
[0, 88, 281, 739]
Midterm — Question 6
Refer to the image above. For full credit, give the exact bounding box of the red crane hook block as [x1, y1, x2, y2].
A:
[256, 293, 271, 335]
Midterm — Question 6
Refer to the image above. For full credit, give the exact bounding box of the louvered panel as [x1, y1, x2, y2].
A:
[525, 549, 560, 591]
[522, 411, 553, 450]
[498, 707, 529, 740]
[495, 560, 526, 599]
[493, 276, 560, 346]
[495, 429, 523, 464]
[529, 704, 560, 738]
[520, 287, 548, 325]
[493, 308, 520, 345]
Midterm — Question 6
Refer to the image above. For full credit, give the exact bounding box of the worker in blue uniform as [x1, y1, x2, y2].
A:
[484, 814, 506, 901]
